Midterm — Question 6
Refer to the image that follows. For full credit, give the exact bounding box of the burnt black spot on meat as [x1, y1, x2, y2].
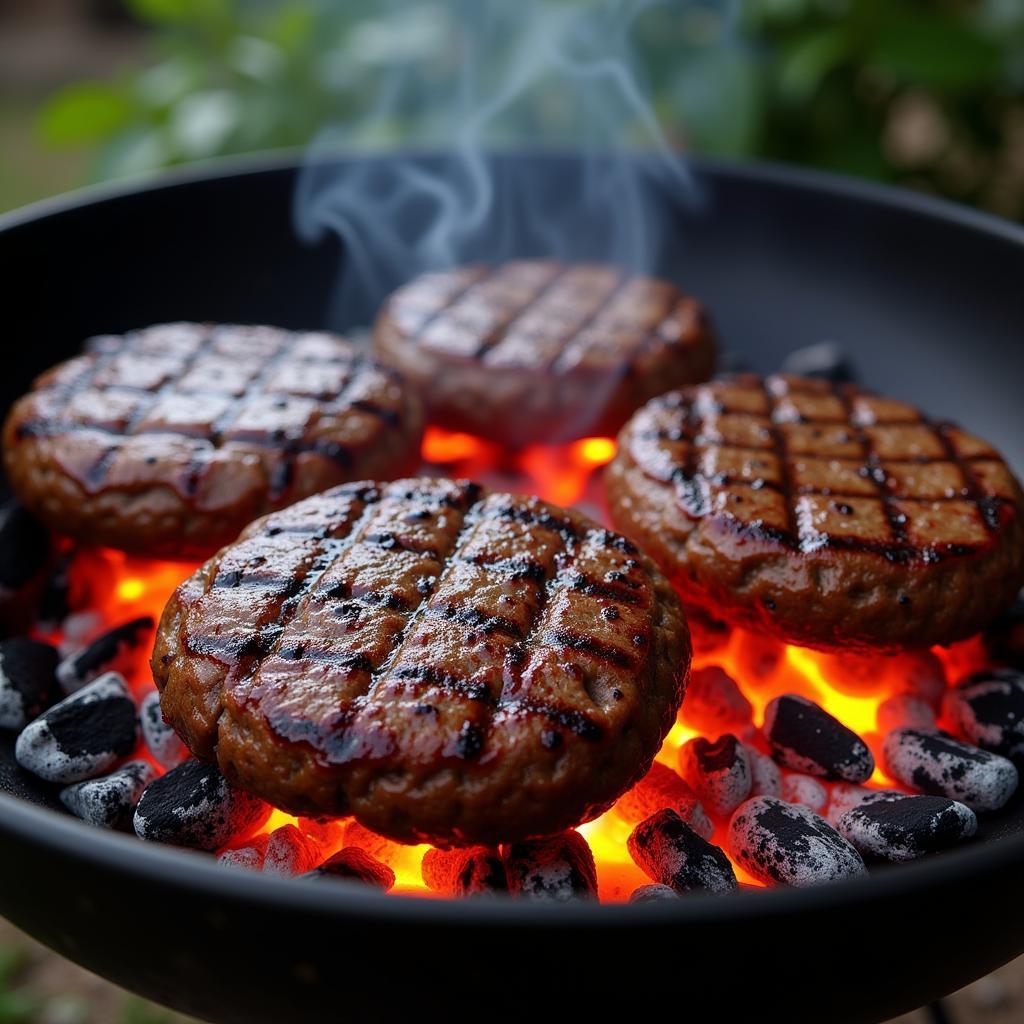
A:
[431, 603, 523, 639]
[455, 721, 484, 759]
[540, 729, 563, 750]
[543, 629, 637, 670]
[570, 572, 641, 606]
[391, 664, 495, 705]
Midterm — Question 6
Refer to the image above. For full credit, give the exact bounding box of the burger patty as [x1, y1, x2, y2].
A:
[2, 324, 423, 559]
[606, 374, 1024, 652]
[153, 477, 690, 846]
[372, 261, 716, 448]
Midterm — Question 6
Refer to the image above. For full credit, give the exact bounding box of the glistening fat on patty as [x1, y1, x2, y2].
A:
[152, 477, 690, 847]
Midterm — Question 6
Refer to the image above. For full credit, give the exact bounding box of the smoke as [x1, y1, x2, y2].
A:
[294, 0, 708, 328]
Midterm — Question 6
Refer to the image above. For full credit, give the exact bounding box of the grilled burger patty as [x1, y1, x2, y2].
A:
[372, 261, 716, 448]
[2, 324, 423, 559]
[606, 374, 1024, 652]
[153, 477, 690, 846]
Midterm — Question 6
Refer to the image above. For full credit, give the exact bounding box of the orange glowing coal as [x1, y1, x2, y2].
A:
[46, 427, 988, 901]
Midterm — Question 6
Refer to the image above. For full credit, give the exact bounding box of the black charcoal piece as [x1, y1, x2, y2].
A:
[421, 846, 508, 897]
[747, 745, 782, 798]
[133, 759, 270, 850]
[825, 783, 902, 827]
[14, 672, 137, 783]
[59, 760, 156, 829]
[0, 637, 61, 730]
[629, 883, 679, 903]
[679, 666, 752, 735]
[218, 834, 269, 871]
[943, 669, 1024, 759]
[36, 553, 73, 632]
[139, 689, 188, 768]
[614, 761, 713, 839]
[882, 729, 1018, 812]
[836, 794, 977, 863]
[779, 341, 856, 383]
[985, 592, 1024, 669]
[678, 733, 751, 818]
[728, 795, 866, 887]
[503, 832, 598, 901]
[56, 616, 154, 693]
[764, 694, 874, 783]
[782, 773, 829, 814]
[628, 808, 738, 895]
[0, 502, 50, 591]
[876, 693, 937, 735]
[303, 847, 396, 891]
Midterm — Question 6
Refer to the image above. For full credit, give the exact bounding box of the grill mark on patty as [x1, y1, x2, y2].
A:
[178, 482, 650, 770]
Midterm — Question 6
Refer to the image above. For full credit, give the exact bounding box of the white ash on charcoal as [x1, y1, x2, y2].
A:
[0, 637, 61, 730]
[728, 796, 867, 887]
[14, 672, 137, 783]
[59, 760, 156, 830]
[679, 666, 752, 736]
[824, 783, 903, 828]
[629, 883, 679, 903]
[0, 501, 52, 636]
[503, 831, 598, 902]
[780, 341, 856, 383]
[782, 773, 829, 814]
[746, 745, 783, 798]
[876, 694, 937, 735]
[628, 808, 738, 895]
[678, 734, 751, 818]
[56, 616, 154, 693]
[421, 846, 508, 897]
[218, 833, 270, 871]
[614, 761, 713, 839]
[942, 669, 1024, 759]
[764, 694, 874, 783]
[139, 690, 188, 768]
[35, 552, 72, 633]
[133, 758, 271, 850]
[882, 728, 1018, 812]
[262, 824, 322, 876]
[836, 794, 977, 863]
[58, 612, 103, 655]
[303, 847, 395, 891]
[342, 820, 404, 867]
[897, 651, 949, 709]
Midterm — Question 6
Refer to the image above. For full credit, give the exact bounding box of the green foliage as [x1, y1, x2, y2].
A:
[35, 0, 1024, 219]
[0, 946, 38, 1024]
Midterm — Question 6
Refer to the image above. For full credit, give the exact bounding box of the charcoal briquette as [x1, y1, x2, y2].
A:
[876, 693, 937, 735]
[133, 758, 271, 850]
[0, 636, 60, 730]
[615, 761, 714, 839]
[985, 592, 1024, 670]
[56, 616, 154, 693]
[0, 502, 51, 635]
[304, 847, 396, 890]
[503, 831, 598, 901]
[218, 833, 270, 871]
[678, 733, 751, 818]
[882, 728, 1018, 812]
[825, 783, 902, 827]
[139, 689, 188, 768]
[36, 553, 73, 632]
[781, 773, 829, 814]
[59, 760, 156, 829]
[629, 883, 679, 903]
[679, 666, 752, 735]
[764, 694, 874, 783]
[836, 794, 977, 862]
[943, 669, 1024, 759]
[628, 808, 738, 895]
[421, 846, 508, 897]
[747, 745, 782, 798]
[262, 824, 321, 876]
[727, 795, 867, 887]
[14, 672, 138, 783]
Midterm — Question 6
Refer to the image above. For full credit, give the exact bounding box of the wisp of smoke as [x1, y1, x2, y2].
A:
[294, 0, 705, 329]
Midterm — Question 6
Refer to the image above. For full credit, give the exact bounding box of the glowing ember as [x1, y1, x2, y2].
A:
[44, 428, 996, 901]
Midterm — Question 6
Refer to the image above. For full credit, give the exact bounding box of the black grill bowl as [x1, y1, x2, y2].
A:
[1, 152, 1023, 1024]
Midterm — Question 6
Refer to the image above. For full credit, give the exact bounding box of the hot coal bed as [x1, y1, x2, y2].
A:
[0, 342, 1021, 904]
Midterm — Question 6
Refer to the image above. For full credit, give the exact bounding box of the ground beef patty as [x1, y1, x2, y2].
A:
[606, 374, 1024, 652]
[372, 261, 715, 448]
[153, 477, 689, 846]
[2, 324, 423, 559]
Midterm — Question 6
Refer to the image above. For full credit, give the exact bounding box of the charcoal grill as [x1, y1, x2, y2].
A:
[1, 151, 1023, 1024]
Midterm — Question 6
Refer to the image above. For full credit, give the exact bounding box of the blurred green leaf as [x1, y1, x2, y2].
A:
[38, 84, 134, 145]
[778, 28, 850, 103]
